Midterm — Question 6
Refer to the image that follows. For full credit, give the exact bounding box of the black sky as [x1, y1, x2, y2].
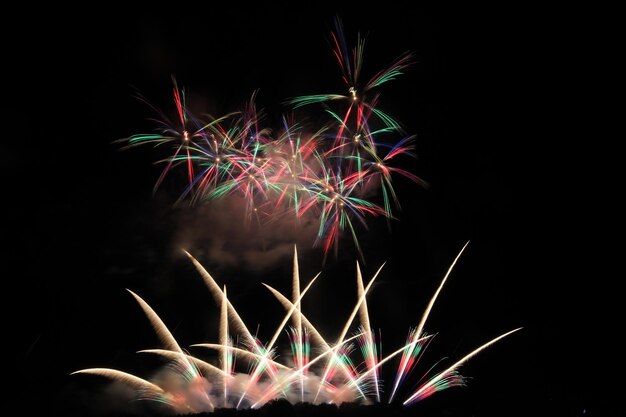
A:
[10, 3, 619, 416]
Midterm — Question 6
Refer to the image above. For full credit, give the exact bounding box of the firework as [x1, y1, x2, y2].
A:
[118, 21, 427, 259]
[72, 242, 521, 413]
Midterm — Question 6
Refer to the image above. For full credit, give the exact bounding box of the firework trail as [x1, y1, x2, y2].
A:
[71, 368, 164, 394]
[119, 21, 426, 259]
[389, 240, 470, 402]
[290, 246, 306, 402]
[219, 286, 232, 403]
[73, 244, 520, 412]
[356, 261, 381, 402]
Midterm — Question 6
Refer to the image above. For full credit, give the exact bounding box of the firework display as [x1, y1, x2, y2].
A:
[73, 243, 520, 413]
[74, 19, 525, 415]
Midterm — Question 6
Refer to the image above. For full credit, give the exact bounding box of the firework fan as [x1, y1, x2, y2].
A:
[119, 19, 428, 259]
[73, 242, 520, 413]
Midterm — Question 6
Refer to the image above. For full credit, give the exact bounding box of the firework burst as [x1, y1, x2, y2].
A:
[73, 242, 520, 413]
[118, 21, 427, 260]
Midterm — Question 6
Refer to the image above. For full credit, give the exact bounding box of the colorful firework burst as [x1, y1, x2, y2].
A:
[118, 20, 427, 260]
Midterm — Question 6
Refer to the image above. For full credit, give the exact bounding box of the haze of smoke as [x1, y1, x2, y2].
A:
[172, 196, 321, 273]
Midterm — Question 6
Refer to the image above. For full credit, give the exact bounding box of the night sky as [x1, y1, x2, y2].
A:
[11, 3, 619, 416]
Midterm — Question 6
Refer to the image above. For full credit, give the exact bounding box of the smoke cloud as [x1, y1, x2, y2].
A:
[170, 196, 322, 273]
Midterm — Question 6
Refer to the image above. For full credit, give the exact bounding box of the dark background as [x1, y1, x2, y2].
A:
[10, 2, 618, 416]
